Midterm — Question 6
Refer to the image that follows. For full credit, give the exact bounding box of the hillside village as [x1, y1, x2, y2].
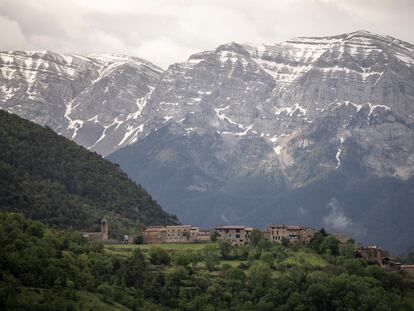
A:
[142, 224, 318, 246]
[82, 218, 414, 276]
[141, 224, 411, 274]
[2, 2, 414, 308]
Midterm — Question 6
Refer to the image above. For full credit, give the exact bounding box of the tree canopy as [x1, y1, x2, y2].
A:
[1, 212, 414, 310]
[0, 110, 178, 237]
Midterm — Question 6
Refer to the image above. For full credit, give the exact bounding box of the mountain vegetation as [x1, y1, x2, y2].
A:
[2, 31, 414, 253]
[1, 212, 414, 310]
[0, 111, 178, 236]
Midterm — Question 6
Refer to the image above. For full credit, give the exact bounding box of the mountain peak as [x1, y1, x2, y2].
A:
[287, 30, 413, 51]
[86, 52, 163, 72]
[352, 29, 373, 35]
[215, 42, 250, 56]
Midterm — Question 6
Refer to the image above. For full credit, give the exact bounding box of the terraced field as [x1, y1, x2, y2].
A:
[105, 243, 215, 256]
[104, 243, 328, 269]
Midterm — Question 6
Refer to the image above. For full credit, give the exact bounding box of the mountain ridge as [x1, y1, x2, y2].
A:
[0, 50, 163, 155]
[108, 30, 414, 252]
[1, 30, 414, 251]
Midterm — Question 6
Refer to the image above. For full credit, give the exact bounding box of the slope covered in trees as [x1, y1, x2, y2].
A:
[0, 110, 178, 235]
[1, 212, 414, 310]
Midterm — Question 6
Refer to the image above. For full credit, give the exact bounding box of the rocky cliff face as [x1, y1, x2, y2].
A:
[0, 51, 162, 155]
[130, 30, 414, 183]
[109, 31, 414, 253]
[2, 31, 414, 252]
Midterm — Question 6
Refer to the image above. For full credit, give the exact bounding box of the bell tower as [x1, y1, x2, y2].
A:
[101, 217, 109, 241]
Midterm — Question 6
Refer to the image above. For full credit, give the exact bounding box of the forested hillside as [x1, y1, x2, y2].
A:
[0, 111, 178, 236]
[1, 212, 414, 310]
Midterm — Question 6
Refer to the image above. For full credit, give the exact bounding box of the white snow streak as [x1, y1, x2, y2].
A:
[335, 137, 345, 169]
[118, 124, 144, 146]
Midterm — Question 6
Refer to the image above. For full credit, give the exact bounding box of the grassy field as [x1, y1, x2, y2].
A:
[282, 249, 327, 267]
[15, 289, 130, 311]
[220, 259, 247, 267]
[105, 243, 248, 268]
[104, 243, 327, 269]
[132, 243, 214, 251]
[105, 243, 215, 257]
[76, 291, 130, 311]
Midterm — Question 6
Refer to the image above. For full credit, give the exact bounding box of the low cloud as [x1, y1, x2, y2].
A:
[323, 198, 366, 236]
[323, 198, 353, 231]
[0, 15, 27, 50]
[0, 0, 413, 68]
[298, 207, 306, 216]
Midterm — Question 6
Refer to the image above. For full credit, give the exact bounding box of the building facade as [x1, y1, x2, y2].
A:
[166, 225, 193, 243]
[142, 226, 167, 244]
[142, 223, 317, 246]
[354, 245, 401, 271]
[81, 217, 109, 241]
[214, 225, 253, 246]
[266, 225, 316, 245]
[143, 225, 210, 244]
[197, 229, 211, 242]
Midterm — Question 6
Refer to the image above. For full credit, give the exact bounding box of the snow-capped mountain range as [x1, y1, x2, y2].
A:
[1, 30, 414, 252]
[0, 51, 162, 155]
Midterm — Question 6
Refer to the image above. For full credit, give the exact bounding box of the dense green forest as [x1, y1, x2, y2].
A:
[1, 212, 414, 310]
[0, 110, 178, 237]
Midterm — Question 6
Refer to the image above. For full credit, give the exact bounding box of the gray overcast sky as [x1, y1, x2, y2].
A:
[0, 0, 413, 68]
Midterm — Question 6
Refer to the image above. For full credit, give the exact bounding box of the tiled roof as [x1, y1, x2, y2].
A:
[267, 224, 305, 230]
[144, 226, 166, 232]
[287, 225, 304, 230]
[267, 224, 287, 228]
[215, 225, 248, 229]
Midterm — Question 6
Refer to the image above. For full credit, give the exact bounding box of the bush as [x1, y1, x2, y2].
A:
[149, 247, 171, 266]
[97, 283, 115, 302]
[260, 252, 274, 268]
[210, 231, 218, 242]
[218, 240, 232, 259]
[174, 253, 191, 267]
[204, 251, 220, 272]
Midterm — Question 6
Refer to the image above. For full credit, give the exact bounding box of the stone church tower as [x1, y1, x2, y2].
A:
[101, 217, 109, 241]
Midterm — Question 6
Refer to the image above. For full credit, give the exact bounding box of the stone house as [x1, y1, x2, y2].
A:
[354, 245, 401, 270]
[354, 245, 389, 264]
[123, 235, 135, 244]
[142, 226, 167, 244]
[196, 229, 211, 242]
[214, 225, 253, 246]
[166, 225, 193, 243]
[190, 226, 200, 240]
[266, 224, 316, 245]
[301, 227, 318, 244]
[81, 217, 109, 241]
[143, 225, 209, 244]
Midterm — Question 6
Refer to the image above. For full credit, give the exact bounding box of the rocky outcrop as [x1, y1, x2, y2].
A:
[0, 51, 162, 155]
